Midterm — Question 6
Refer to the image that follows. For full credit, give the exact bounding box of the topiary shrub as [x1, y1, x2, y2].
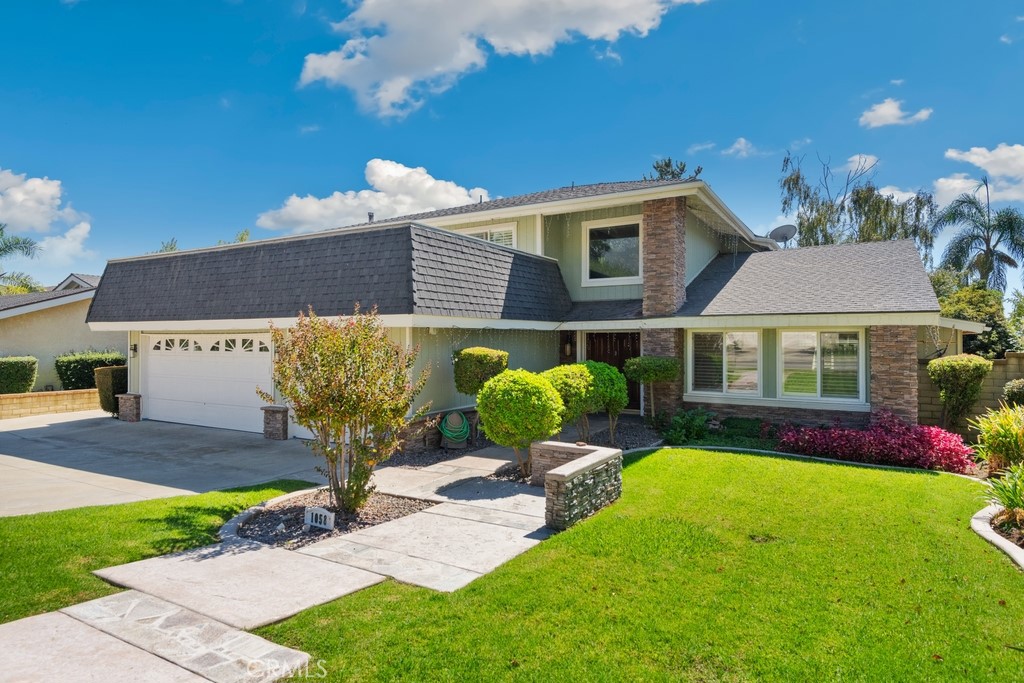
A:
[540, 364, 595, 435]
[452, 347, 509, 396]
[623, 355, 681, 419]
[970, 403, 1024, 472]
[582, 360, 628, 445]
[926, 353, 992, 430]
[476, 369, 563, 476]
[55, 351, 127, 390]
[0, 356, 38, 394]
[94, 366, 128, 416]
[1004, 378, 1024, 407]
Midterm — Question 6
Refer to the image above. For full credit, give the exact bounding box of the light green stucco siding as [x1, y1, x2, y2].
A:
[442, 215, 540, 255]
[409, 327, 559, 413]
[685, 212, 722, 284]
[543, 204, 645, 301]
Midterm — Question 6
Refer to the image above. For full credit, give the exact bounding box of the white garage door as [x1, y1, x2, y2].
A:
[141, 333, 273, 433]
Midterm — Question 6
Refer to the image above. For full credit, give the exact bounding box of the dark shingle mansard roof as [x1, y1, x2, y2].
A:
[0, 287, 95, 313]
[87, 223, 572, 323]
[676, 239, 939, 317]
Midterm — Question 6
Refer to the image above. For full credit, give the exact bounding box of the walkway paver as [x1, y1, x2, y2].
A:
[63, 590, 308, 683]
[94, 541, 385, 629]
[0, 612, 207, 682]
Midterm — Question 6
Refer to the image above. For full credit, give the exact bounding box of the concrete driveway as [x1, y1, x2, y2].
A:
[0, 410, 323, 517]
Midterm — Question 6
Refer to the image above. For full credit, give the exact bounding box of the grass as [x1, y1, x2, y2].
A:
[259, 450, 1024, 681]
[0, 479, 312, 624]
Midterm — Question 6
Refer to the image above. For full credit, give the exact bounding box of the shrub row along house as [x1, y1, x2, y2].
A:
[86, 179, 984, 436]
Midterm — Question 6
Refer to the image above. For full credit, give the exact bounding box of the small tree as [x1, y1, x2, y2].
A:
[623, 355, 681, 420]
[476, 369, 563, 476]
[927, 353, 992, 430]
[583, 360, 628, 445]
[260, 307, 429, 512]
[541, 364, 596, 437]
[452, 347, 508, 396]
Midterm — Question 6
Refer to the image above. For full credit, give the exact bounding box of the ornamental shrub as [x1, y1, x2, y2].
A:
[986, 462, 1024, 530]
[0, 356, 38, 394]
[623, 355, 681, 418]
[1003, 378, 1024, 406]
[452, 347, 509, 396]
[540, 364, 595, 431]
[926, 354, 992, 430]
[94, 366, 128, 416]
[970, 403, 1024, 472]
[55, 351, 127, 390]
[582, 360, 629, 445]
[777, 411, 974, 473]
[476, 369, 563, 476]
[662, 407, 712, 445]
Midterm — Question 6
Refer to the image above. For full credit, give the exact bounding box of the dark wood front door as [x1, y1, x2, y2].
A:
[585, 332, 641, 410]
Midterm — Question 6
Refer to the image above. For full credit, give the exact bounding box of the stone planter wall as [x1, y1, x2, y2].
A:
[0, 388, 100, 419]
[533, 441, 623, 531]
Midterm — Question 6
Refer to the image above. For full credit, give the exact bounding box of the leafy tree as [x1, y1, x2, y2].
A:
[0, 223, 41, 294]
[644, 157, 702, 181]
[623, 355, 681, 420]
[939, 285, 1018, 359]
[217, 229, 251, 245]
[779, 153, 937, 263]
[260, 307, 429, 512]
[1008, 290, 1024, 350]
[476, 369, 563, 476]
[929, 268, 968, 300]
[933, 178, 1024, 292]
[582, 360, 629, 445]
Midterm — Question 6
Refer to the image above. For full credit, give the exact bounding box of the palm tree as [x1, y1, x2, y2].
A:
[0, 223, 41, 294]
[933, 178, 1024, 292]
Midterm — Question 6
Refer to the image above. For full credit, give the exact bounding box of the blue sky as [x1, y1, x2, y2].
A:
[2, 0, 1022, 286]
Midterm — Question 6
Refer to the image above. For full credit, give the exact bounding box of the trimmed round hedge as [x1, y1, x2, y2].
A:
[94, 365, 128, 415]
[476, 369, 563, 474]
[541, 364, 595, 427]
[0, 356, 38, 394]
[452, 346, 509, 396]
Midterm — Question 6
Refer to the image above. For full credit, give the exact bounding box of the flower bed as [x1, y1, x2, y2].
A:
[777, 411, 974, 473]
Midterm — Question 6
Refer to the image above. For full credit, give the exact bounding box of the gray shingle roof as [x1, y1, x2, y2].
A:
[0, 287, 95, 313]
[564, 299, 643, 322]
[87, 223, 571, 323]
[344, 179, 693, 228]
[677, 239, 939, 317]
[70, 273, 102, 287]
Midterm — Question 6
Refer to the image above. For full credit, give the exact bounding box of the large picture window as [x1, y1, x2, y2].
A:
[583, 216, 642, 286]
[780, 330, 861, 400]
[690, 331, 760, 395]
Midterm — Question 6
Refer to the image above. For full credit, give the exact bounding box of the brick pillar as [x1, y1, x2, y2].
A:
[261, 405, 289, 440]
[640, 197, 687, 417]
[116, 393, 141, 422]
[641, 197, 687, 316]
[869, 326, 918, 424]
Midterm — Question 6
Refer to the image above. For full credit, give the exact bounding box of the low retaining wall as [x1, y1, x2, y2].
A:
[533, 441, 622, 531]
[0, 388, 100, 419]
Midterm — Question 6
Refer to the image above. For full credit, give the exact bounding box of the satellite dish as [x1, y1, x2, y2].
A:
[768, 224, 797, 247]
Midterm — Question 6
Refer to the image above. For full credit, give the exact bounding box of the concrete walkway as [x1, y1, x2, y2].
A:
[0, 443, 552, 681]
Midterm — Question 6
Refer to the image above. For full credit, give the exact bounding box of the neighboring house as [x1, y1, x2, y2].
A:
[1, 274, 128, 391]
[86, 180, 983, 434]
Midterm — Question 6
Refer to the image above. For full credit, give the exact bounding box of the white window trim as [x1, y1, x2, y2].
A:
[455, 222, 517, 249]
[777, 328, 866, 404]
[581, 214, 643, 287]
[686, 330, 762, 397]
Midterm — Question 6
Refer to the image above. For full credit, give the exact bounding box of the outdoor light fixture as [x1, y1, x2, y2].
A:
[130, 343, 138, 356]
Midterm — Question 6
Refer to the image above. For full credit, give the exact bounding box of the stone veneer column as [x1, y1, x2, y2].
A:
[261, 405, 289, 440]
[116, 393, 141, 422]
[869, 326, 919, 424]
[640, 197, 687, 416]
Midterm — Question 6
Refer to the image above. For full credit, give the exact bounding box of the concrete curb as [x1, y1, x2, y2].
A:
[971, 504, 1024, 571]
[219, 486, 324, 543]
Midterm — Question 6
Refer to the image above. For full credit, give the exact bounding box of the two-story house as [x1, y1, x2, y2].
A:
[86, 179, 982, 436]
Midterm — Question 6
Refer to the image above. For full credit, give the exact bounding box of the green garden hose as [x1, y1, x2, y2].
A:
[438, 411, 470, 443]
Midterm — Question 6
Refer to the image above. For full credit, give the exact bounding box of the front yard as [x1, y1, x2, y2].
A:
[260, 449, 1024, 681]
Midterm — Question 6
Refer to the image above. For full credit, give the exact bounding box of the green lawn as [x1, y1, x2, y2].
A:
[259, 450, 1024, 681]
[0, 479, 312, 624]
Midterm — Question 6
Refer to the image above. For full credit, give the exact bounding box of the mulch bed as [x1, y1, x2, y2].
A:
[587, 422, 662, 450]
[238, 489, 434, 549]
[993, 523, 1024, 549]
[486, 462, 529, 484]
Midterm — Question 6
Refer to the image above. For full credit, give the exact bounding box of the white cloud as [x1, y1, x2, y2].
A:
[299, 124, 321, 134]
[936, 143, 1024, 205]
[890, 78, 905, 86]
[0, 167, 80, 233]
[36, 221, 96, 266]
[593, 45, 622, 63]
[789, 137, 812, 150]
[843, 153, 879, 172]
[721, 137, 765, 158]
[299, 0, 706, 117]
[1000, 34, 1013, 44]
[859, 98, 933, 128]
[877, 185, 918, 202]
[687, 141, 716, 154]
[256, 158, 490, 233]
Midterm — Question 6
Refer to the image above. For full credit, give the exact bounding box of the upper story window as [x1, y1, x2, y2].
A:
[582, 215, 642, 287]
[459, 222, 516, 249]
[780, 330, 862, 401]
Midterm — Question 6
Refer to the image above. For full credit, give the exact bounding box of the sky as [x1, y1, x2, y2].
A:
[1, 0, 1022, 287]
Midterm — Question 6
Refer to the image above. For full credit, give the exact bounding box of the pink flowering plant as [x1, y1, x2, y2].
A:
[777, 411, 974, 473]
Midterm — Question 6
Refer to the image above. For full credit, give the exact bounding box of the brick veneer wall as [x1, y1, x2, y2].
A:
[0, 388, 100, 419]
[919, 351, 1024, 429]
[869, 325, 918, 423]
[683, 401, 871, 428]
[641, 328, 685, 416]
